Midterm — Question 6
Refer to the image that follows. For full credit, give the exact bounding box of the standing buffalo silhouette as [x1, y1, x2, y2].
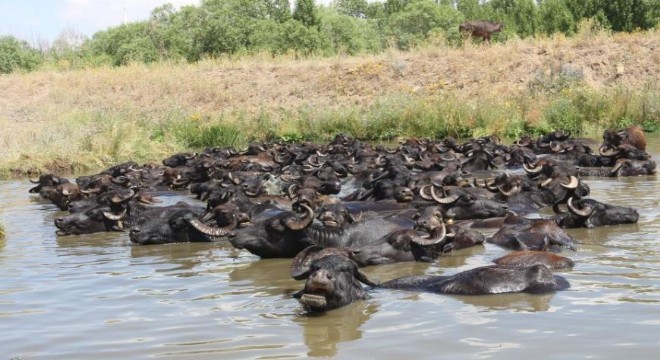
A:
[459, 20, 504, 43]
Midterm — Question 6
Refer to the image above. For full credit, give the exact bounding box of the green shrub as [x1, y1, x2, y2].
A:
[0, 36, 43, 73]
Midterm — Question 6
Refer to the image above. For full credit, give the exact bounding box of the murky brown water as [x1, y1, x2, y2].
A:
[1, 136, 659, 359]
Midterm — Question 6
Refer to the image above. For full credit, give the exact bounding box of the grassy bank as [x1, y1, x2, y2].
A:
[0, 30, 658, 179]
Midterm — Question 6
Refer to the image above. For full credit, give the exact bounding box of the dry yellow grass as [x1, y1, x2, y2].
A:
[0, 30, 658, 178]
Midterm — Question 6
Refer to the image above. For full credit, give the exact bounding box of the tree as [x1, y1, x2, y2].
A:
[195, 0, 269, 55]
[276, 19, 322, 55]
[384, 0, 419, 16]
[386, 0, 464, 49]
[89, 22, 160, 65]
[265, 0, 292, 22]
[319, 8, 382, 54]
[293, 0, 320, 28]
[489, 0, 537, 37]
[538, 0, 576, 35]
[0, 36, 43, 73]
[333, 0, 369, 18]
[456, 0, 496, 21]
[596, 0, 657, 31]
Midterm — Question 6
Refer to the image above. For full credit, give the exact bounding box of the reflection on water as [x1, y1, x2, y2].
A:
[293, 301, 378, 357]
[451, 292, 557, 312]
[0, 135, 658, 358]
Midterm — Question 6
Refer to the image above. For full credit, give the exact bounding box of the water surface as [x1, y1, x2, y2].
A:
[1, 136, 658, 359]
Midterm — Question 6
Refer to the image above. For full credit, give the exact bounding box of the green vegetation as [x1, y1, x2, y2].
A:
[0, 0, 658, 73]
[1, 76, 655, 178]
[0, 222, 5, 241]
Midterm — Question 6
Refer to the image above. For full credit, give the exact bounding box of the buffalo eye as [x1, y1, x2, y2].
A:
[169, 218, 186, 230]
[89, 209, 105, 221]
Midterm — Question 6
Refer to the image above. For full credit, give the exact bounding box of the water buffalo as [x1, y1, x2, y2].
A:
[600, 125, 647, 154]
[610, 159, 656, 176]
[459, 20, 504, 43]
[129, 208, 233, 245]
[39, 183, 83, 211]
[230, 202, 418, 258]
[292, 254, 375, 313]
[54, 205, 126, 236]
[54, 190, 176, 236]
[427, 185, 509, 220]
[487, 213, 577, 251]
[334, 206, 449, 265]
[553, 197, 639, 228]
[228, 204, 319, 258]
[493, 251, 575, 270]
[28, 173, 70, 194]
[293, 254, 570, 312]
[379, 264, 570, 295]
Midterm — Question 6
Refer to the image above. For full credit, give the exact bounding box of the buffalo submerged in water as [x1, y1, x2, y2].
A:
[292, 254, 569, 313]
[27, 127, 653, 313]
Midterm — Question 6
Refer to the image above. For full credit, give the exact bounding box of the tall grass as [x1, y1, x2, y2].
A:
[0, 82, 656, 179]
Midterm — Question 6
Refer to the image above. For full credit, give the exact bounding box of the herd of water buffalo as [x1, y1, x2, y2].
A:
[29, 125, 655, 312]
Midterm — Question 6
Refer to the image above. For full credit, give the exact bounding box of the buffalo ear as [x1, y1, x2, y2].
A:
[525, 264, 554, 284]
[354, 268, 377, 287]
[291, 269, 311, 281]
[290, 245, 324, 280]
[269, 218, 287, 233]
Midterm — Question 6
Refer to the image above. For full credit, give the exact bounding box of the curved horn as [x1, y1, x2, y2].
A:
[498, 184, 520, 197]
[29, 178, 41, 184]
[599, 146, 619, 157]
[368, 170, 390, 184]
[357, 188, 374, 201]
[516, 138, 530, 147]
[284, 203, 315, 231]
[111, 176, 129, 185]
[523, 160, 543, 174]
[537, 139, 551, 148]
[550, 142, 563, 153]
[610, 160, 625, 176]
[110, 188, 136, 204]
[440, 153, 456, 161]
[273, 152, 290, 165]
[287, 184, 299, 199]
[290, 245, 324, 280]
[560, 176, 579, 190]
[473, 178, 486, 189]
[201, 211, 215, 223]
[354, 268, 377, 287]
[485, 178, 498, 192]
[419, 185, 433, 201]
[103, 209, 127, 221]
[430, 185, 459, 204]
[552, 202, 566, 214]
[567, 197, 594, 217]
[411, 222, 446, 246]
[540, 178, 553, 188]
[80, 188, 101, 195]
[189, 214, 237, 237]
[228, 172, 241, 185]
